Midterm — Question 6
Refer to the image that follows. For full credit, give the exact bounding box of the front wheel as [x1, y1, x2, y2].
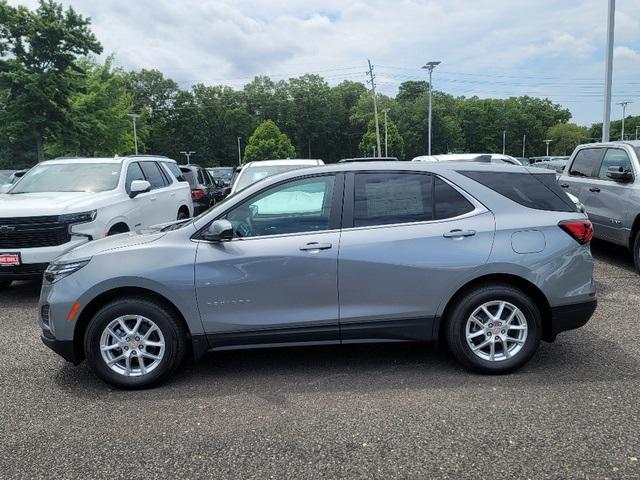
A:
[84, 297, 187, 389]
[445, 284, 542, 374]
[632, 231, 640, 273]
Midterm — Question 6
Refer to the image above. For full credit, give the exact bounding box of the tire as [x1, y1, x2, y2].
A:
[0, 280, 12, 289]
[177, 210, 189, 220]
[633, 230, 640, 273]
[84, 297, 187, 389]
[445, 283, 542, 374]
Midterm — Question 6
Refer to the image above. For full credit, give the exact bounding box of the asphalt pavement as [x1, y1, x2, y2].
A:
[1, 239, 639, 479]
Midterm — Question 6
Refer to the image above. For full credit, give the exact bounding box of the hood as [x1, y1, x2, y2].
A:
[56, 230, 166, 262]
[0, 191, 114, 217]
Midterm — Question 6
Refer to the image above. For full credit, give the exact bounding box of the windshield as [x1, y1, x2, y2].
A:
[208, 168, 233, 181]
[10, 163, 121, 194]
[235, 164, 313, 191]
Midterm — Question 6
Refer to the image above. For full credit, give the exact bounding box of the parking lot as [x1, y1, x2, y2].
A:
[0, 240, 638, 479]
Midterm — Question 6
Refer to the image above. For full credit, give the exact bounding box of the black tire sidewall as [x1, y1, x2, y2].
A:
[84, 298, 184, 389]
[446, 285, 542, 373]
[633, 231, 640, 273]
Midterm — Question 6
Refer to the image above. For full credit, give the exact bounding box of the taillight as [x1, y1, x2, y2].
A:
[558, 219, 593, 245]
[191, 189, 205, 200]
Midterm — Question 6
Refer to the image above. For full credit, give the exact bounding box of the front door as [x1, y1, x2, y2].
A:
[338, 172, 495, 341]
[195, 173, 343, 347]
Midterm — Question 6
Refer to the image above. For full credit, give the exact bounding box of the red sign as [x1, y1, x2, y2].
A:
[0, 253, 20, 266]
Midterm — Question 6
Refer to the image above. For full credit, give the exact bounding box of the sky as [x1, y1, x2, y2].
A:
[10, 0, 640, 126]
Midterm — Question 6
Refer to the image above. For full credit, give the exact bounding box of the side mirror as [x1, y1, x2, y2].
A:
[129, 180, 151, 198]
[202, 219, 233, 242]
[606, 166, 633, 183]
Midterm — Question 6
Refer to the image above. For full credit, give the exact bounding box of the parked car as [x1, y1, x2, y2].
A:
[339, 157, 399, 162]
[229, 159, 324, 195]
[207, 167, 235, 187]
[535, 158, 569, 175]
[39, 161, 596, 388]
[412, 154, 522, 165]
[179, 165, 224, 215]
[558, 141, 640, 270]
[0, 155, 193, 287]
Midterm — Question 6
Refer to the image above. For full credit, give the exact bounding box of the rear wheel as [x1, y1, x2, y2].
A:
[177, 209, 189, 220]
[445, 284, 542, 373]
[84, 297, 186, 389]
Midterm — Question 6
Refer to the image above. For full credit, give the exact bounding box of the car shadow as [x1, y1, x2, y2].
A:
[0, 280, 42, 303]
[53, 329, 639, 400]
[590, 239, 635, 273]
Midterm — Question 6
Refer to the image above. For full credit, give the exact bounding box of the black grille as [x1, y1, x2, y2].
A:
[0, 216, 71, 248]
[0, 262, 48, 276]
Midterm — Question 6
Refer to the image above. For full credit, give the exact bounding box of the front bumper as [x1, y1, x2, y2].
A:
[0, 262, 48, 280]
[547, 299, 597, 341]
[41, 334, 79, 364]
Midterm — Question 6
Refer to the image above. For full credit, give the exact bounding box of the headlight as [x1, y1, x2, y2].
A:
[44, 259, 91, 284]
[59, 210, 97, 225]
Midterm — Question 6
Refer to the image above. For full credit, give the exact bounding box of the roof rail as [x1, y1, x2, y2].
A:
[128, 154, 170, 159]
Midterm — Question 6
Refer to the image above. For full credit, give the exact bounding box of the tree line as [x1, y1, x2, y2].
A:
[1, 1, 638, 169]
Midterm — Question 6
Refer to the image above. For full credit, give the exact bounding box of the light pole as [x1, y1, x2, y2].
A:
[617, 101, 632, 140]
[522, 134, 526, 158]
[602, 0, 615, 142]
[422, 61, 441, 156]
[237, 137, 242, 165]
[382, 108, 390, 157]
[543, 139, 552, 156]
[128, 114, 140, 155]
[502, 130, 506, 155]
[180, 151, 195, 164]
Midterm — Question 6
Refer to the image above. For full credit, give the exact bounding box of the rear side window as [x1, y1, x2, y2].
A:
[139, 162, 168, 189]
[164, 162, 186, 182]
[434, 177, 474, 219]
[459, 171, 575, 212]
[354, 173, 433, 227]
[569, 148, 603, 177]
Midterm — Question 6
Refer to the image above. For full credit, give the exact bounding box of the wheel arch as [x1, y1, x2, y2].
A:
[107, 221, 130, 235]
[73, 286, 203, 364]
[628, 212, 640, 250]
[435, 273, 553, 343]
[178, 204, 190, 218]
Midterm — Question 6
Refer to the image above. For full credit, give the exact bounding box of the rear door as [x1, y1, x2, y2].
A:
[338, 171, 495, 342]
[559, 147, 605, 225]
[139, 161, 173, 225]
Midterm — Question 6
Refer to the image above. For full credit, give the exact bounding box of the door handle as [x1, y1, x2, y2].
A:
[300, 242, 332, 251]
[560, 184, 569, 188]
[443, 229, 476, 239]
[589, 187, 600, 193]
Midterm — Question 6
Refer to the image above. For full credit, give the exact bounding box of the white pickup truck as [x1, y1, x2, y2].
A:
[0, 155, 193, 287]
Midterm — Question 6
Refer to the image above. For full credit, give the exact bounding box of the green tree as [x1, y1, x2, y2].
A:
[244, 120, 295, 162]
[359, 117, 404, 158]
[546, 123, 590, 155]
[0, 0, 102, 162]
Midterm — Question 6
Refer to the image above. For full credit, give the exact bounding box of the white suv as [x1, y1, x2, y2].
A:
[0, 155, 193, 286]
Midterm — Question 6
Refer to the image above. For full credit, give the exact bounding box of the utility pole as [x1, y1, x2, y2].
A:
[543, 140, 552, 156]
[603, 0, 615, 142]
[128, 114, 140, 155]
[180, 151, 195, 164]
[382, 108, 390, 157]
[422, 61, 441, 155]
[636, 125, 639, 140]
[237, 137, 242, 165]
[502, 130, 506, 155]
[522, 134, 526, 158]
[617, 101, 632, 140]
[366, 59, 382, 158]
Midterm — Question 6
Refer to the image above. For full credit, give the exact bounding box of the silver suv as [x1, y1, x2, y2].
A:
[558, 141, 640, 270]
[39, 162, 597, 389]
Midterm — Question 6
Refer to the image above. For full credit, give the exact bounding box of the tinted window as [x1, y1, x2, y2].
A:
[140, 162, 167, 189]
[434, 177, 474, 219]
[164, 162, 186, 182]
[460, 171, 575, 212]
[569, 148, 602, 177]
[125, 162, 145, 194]
[354, 173, 433, 227]
[598, 149, 633, 180]
[226, 176, 335, 237]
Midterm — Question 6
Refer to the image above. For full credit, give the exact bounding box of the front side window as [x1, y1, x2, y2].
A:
[354, 173, 433, 227]
[125, 162, 145, 194]
[226, 176, 335, 237]
[235, 164, 313, 192]
[10, 163, 121, 194]
[569, 148, 603, 178]
[139, 162, 167, 190]
[598, 149, 633, 180]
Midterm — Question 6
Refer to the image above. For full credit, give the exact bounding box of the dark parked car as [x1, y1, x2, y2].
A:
[179, 165, 224, 215]
[207, 167, 234, 186]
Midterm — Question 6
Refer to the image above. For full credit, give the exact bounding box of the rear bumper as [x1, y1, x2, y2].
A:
[41, 334, 79, 364]
[547, 299, 597, 341]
